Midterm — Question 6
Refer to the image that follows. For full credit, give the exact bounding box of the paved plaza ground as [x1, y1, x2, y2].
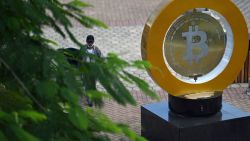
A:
[47, 0, 250, 140]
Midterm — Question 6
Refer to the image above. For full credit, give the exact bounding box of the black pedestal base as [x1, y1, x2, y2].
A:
[168, 94, 222, 116]
[141, 101, 250, 141]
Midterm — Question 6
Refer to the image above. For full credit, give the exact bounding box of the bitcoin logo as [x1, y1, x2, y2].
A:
[164, 11, 226, 78]
[182, 25, 208, 64]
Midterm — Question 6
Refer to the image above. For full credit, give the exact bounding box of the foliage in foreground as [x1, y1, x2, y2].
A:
[0, 0, 157, 141]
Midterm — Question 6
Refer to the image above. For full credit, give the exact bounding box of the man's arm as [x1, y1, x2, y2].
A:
[94, 46, 102, 58]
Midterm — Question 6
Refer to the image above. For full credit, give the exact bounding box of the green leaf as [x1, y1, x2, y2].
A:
[86, 108, 122, 134]
[36, 81, 59, 100]
[97, 69, 136, 105]
[78, 15, 108, 29]
[0, 130, 8, 141]
[132, 60, 151, 69]
[68, 0, 91, 8]
[0, 90, 32, 112]
[60, 88, 79, 104]
[10, 125, 41, 141]
[119, 124, 147, 141]
[48, 17, 66, 38]
[0, 111, 13, 123]
[68, 106, 88, 130]
[19, 110, 47, 122]
[5, 17, 20, 30]
[0, 111, 7, 119]
[86, 90, 111, 107]
[58, 102, 70, 113]
[105, 53, 129, 71]
[86, 90, 111, 99]
[31, 36, 58, 46]
[63, 71, 82, 94]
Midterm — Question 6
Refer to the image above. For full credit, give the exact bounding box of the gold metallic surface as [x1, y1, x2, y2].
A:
[141, 0, 249, 96]
[183, 91, 222, 100]
[164, 11, 225, 77]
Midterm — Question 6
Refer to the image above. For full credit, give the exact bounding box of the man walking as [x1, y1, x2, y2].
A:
[81, 35, 102, 106]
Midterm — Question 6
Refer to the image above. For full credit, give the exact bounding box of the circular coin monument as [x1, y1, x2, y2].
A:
[141, 0, 249, 116]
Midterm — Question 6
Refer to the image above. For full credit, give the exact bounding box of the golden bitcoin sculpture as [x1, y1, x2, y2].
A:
[165, 11, 226, 82]
[141, 0, 249, 96]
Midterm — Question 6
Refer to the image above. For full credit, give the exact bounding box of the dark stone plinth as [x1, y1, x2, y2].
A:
[141, 101, 250, 141]
[168, 94, 222, 116]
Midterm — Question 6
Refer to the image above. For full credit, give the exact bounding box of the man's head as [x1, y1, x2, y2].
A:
[86, 35, 94, 47]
